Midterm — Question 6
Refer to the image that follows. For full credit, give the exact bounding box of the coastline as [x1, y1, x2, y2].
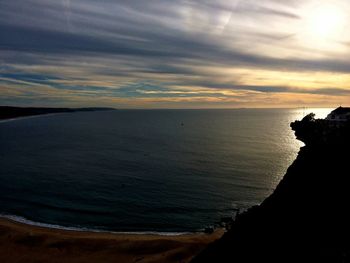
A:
[0, 106, 115, 122]
[0, 113, 60, 123]
[0, 214, 196, 236]
[0, 217, 224, 263]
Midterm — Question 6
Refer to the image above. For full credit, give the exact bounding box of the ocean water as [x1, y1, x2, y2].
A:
[0, 108, 330, 233]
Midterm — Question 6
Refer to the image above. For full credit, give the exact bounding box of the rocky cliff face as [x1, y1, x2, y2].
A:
[192, 115, 350, 263]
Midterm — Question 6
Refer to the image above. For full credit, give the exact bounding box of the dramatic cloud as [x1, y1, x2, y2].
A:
[1, 0, 350, 108]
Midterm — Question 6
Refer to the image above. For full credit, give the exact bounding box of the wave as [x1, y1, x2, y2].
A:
[0, 214, 194, 236]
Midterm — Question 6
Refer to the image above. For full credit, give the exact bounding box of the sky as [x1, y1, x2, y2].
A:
[1, 0, 350, 108]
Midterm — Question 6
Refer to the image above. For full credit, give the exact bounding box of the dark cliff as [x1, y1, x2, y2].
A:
[192, 114, 350, 263]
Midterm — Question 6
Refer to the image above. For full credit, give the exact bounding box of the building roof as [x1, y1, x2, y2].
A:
[331, 106, 350, 115]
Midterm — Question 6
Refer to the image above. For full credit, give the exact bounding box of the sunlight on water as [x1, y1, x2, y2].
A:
[268, 108, 332, 189]
[0, 108, 337, 232]
[291, 107, 332, 121]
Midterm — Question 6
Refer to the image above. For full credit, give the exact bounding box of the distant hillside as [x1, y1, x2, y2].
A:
[192, 114, 350, 263]
[0, 106, 115, 120]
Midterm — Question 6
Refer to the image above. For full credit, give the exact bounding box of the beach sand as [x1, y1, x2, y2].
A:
[0, 218, 223, 263]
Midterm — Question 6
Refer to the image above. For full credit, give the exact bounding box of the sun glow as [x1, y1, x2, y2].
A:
[308, 4, 345, 39]
[301, 3, 347, 46]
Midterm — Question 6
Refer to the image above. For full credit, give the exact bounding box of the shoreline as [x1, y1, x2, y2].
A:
[0, 106, 115, 122]
[0, 217, 224, 263]
[0, 214, 198, 236]
[0, 113, 60, 123]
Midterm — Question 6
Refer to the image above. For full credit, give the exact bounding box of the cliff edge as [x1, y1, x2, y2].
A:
[192, 112, 350, 263]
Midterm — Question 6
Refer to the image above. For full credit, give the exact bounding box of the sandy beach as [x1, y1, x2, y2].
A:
[0, 218, 224, 263]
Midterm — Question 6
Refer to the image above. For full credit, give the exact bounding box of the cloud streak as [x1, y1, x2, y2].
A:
[1, 0, 350, 107]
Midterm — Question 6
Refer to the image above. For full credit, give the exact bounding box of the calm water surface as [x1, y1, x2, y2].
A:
[0, 109, 329, 232]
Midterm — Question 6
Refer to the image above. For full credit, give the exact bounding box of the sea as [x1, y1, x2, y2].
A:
[0, 108, 330, 234]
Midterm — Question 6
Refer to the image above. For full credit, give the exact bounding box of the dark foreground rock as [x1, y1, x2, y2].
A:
[192, 114, 350, 263]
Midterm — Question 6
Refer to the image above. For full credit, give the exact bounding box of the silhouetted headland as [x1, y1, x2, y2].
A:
[192, 107, 350, 263]
[0, 106, 115, 120]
